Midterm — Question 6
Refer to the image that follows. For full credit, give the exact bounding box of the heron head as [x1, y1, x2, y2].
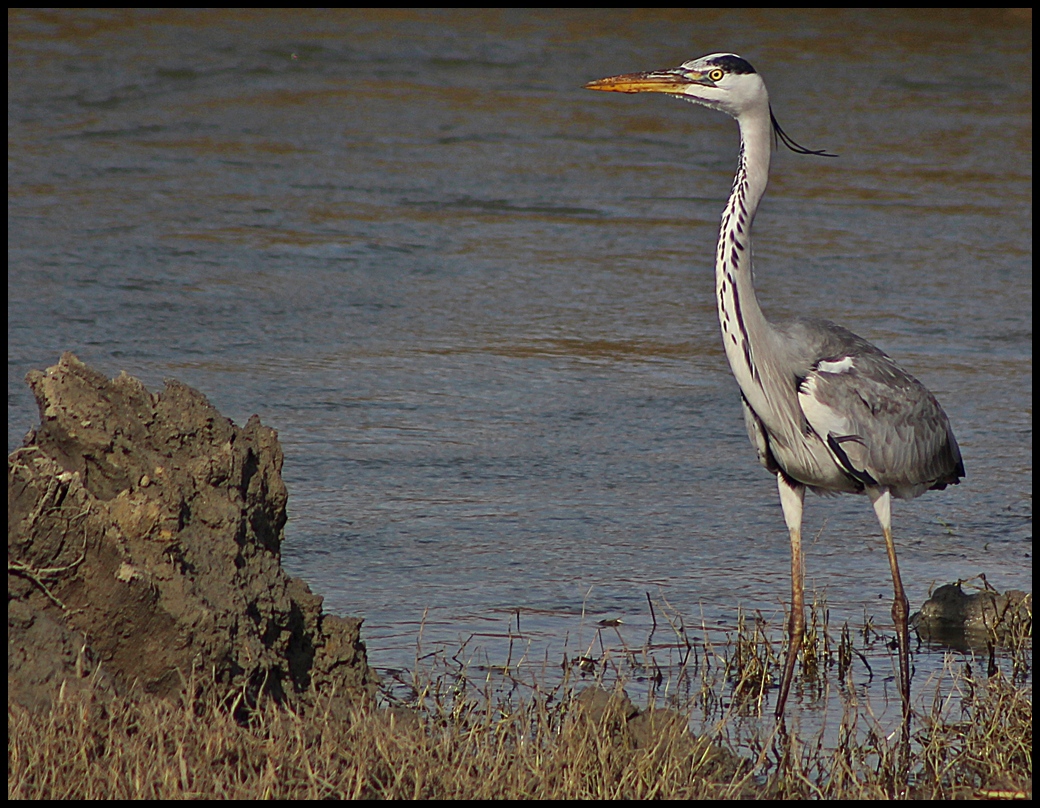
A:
[585, 53, 768, 120]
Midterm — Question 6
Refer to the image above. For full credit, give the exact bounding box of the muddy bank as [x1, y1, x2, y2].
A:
[8, 353, 376, 716]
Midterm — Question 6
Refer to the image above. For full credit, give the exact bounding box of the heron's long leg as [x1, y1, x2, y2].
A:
[868, 487, 911, 725]
[775, 474, 805, 720]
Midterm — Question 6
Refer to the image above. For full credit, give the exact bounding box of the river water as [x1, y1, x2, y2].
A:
[9, 9, 1031, 728]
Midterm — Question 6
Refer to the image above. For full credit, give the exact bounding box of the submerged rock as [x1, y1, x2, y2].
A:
[913, 582, 1031, 648]
[8, 353, 376, 716]
[571, 685, 745, 781]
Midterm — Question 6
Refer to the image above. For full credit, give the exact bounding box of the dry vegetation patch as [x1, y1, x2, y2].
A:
[9, 641, 1031, 800]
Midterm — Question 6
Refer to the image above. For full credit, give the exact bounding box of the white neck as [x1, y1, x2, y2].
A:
[714, 104, 776, 412]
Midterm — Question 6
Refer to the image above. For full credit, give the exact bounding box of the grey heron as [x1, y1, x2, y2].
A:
[585, 54, 964, 722]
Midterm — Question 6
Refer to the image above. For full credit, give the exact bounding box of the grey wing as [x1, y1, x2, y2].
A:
[797, 351, 964, 499]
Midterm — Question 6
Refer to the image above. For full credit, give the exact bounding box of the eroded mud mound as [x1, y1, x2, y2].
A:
[9, 353, 376, 715]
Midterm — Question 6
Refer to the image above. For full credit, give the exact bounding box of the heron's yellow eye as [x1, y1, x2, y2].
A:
[708, 68, 725, 82]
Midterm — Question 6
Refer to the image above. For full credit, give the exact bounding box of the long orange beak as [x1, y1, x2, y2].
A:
[584, 70, 695, 95]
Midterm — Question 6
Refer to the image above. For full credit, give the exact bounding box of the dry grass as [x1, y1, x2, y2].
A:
[9, 599, 1032, 800]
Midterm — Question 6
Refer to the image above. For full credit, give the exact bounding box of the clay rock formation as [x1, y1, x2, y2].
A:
[9, 353, 376, 715]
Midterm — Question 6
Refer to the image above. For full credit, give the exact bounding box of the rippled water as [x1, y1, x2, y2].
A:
[9, 9, 1031, 726]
